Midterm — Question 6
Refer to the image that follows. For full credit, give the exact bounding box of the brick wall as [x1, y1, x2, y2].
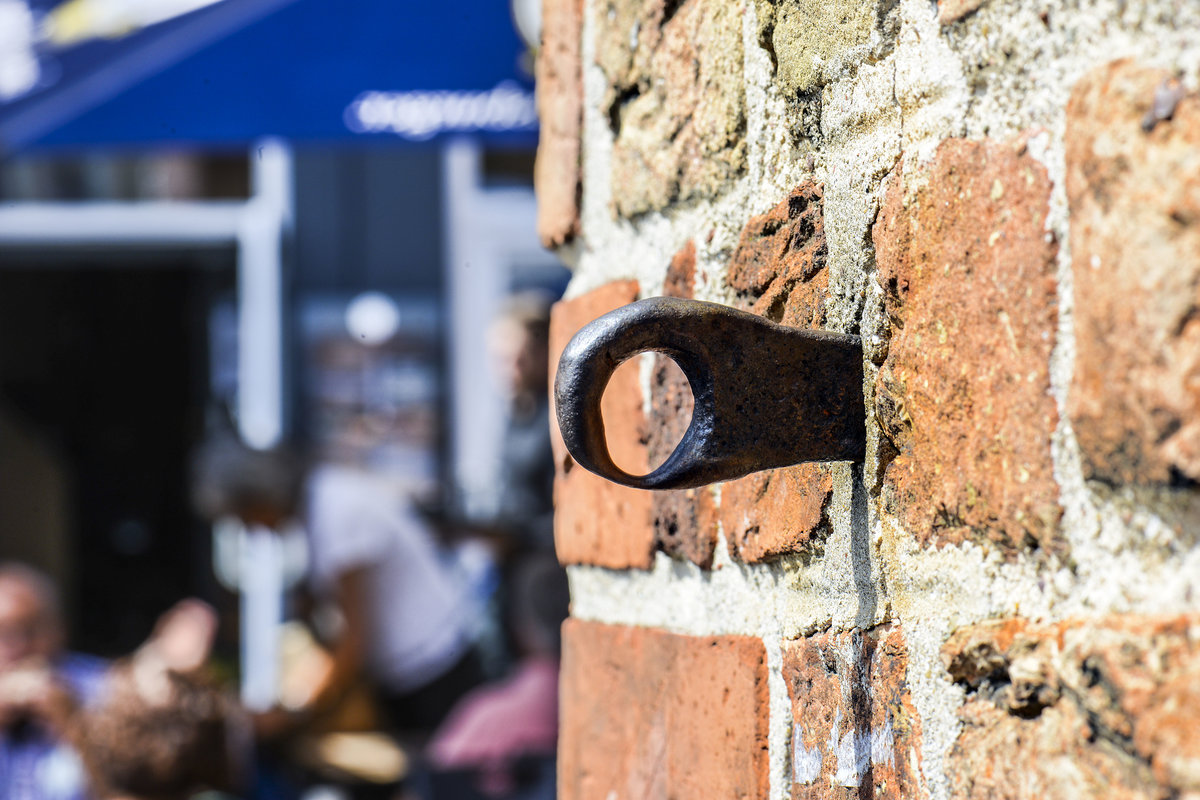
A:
[535, 0, 1200, 797]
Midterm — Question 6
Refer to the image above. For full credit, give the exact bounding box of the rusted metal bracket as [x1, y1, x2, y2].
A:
[554, 297, 865, 490]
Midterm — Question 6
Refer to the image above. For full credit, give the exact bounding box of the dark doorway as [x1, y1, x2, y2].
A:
[0, 256, 232, 656]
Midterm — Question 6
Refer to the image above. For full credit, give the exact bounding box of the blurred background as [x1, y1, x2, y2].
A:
[0, 1, 569, 798]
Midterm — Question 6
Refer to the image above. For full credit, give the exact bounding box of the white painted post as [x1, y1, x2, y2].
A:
[442, 137, 563, 520]
[443, 138, 509, 519]
[235, 137, 293, 711]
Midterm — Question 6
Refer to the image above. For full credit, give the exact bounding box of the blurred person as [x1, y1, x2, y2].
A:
[74, 599, 246, 800]
[422, 554, 568, 800]
[0, 563, 106, 800]
[192, 439, 482, 742]
[485, 293, 555, 555]
[415, 293, 557, 682]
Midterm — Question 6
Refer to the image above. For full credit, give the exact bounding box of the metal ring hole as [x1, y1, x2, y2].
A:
[647, 354, 693, 472]
[598, 353, 694, 476]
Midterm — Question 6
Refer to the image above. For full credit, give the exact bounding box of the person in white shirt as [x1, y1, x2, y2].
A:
[192, 439, 482, 739]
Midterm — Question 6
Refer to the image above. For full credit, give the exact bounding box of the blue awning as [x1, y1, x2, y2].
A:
[0, 0, 537, 153]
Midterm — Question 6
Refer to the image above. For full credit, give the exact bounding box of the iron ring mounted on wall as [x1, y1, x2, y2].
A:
[553, 296, 866, 490]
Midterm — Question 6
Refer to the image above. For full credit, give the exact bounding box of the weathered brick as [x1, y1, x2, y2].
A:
[721, 467, 834, 563]
[721, 183, 834, 563]
[662, 239, 698, 300]
[648, 241, 720, 568]
[598, 0, 745, 218]
[782, 625, 925, 799]
[550, 281, 655, 569]
[535, 0, 584, 247]
[873, 138, 1062, 554]
[559, 619, 770, 800]
[943, 615, 1200, 798]
[727, 183, 828, 327]
[649, 356, 718, 567]
[937, 0, 988, 24]
[1066, 61, 1200, 488]
[755, 0, 899, 97]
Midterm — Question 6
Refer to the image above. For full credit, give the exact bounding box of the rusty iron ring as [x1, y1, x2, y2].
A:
[554, 297, 865, 490]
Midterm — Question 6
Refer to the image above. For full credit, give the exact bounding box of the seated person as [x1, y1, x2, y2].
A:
[74, 599, 245, 800]
[192, 439, 482, 740]
[0, 563, 106, 800]
[425, 555, 568, 798]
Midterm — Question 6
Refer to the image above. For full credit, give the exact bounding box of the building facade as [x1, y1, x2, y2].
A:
[536, 0, 1200, 796]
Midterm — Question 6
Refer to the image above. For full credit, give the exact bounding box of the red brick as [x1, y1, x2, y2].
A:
[648, 353, 719, 568]
[873, 138, 1062, 554]
[782, 625, 925, 799]
[721, 466, 834, 563]
[721, 183, 835, 563]
[662, 239, 698, 300]
[534, 0, 583, 247]
[1066, 60, 1200, 488]
[559, 619, 770, 800]
[550, 282, 655, 569]
[726, 183, 829, 327]
[943, 615, 1200, 798]
[647, 240, 720, 567]
[599, 0, 746, 217]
